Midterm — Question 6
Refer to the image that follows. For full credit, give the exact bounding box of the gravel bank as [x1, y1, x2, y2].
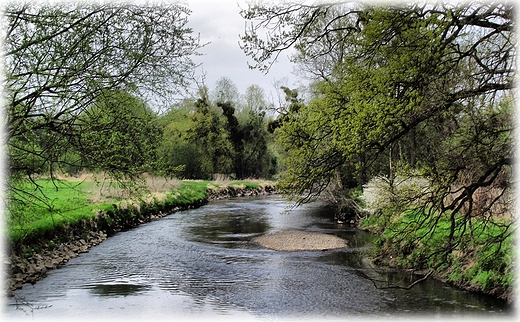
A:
[253, 231, 347, 251]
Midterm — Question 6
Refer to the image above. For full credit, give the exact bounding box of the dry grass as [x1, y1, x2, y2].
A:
[212, 173, 231, 185]
[77, 172, 181, 204]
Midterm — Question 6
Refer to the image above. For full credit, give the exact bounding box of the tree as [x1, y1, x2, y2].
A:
[243, 84, 271, 113]
[240, 2, 515, 288]
[5, 2, 200, 181]
[186, 88, 235, 179]
[211, 77, 241, 106]
[76, 90, 161, 175]
[240, 1, 514, 200]
[157, 104, 202, 179]
[240, 101, 278, 179]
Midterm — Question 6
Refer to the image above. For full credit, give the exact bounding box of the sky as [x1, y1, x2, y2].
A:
[185, 0, 304, 103]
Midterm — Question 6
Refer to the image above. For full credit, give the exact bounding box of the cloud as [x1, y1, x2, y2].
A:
[186, 0, 301, 100]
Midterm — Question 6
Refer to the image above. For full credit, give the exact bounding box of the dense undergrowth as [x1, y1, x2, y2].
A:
[360, 210, 514, 295]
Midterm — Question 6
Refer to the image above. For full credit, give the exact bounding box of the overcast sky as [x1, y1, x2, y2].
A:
[186, 0, 304, 102]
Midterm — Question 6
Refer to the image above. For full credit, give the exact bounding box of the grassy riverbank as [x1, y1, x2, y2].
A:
[6, 175, 274, 247]
[359, 209, 514, 303]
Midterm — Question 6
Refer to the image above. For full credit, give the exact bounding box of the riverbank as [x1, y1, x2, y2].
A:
[357, 212, 514, 305]
[4, 180, 276, 295]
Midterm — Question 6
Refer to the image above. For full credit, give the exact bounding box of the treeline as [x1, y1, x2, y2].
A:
[11, 79, 279, 181]
[158, 81, 278, 180]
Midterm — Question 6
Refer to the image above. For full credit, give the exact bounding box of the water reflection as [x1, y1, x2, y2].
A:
[187, 208, 271, 248]
[317, 250, 366, 268]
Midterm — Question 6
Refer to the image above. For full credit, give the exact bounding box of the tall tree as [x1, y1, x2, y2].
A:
[187, 89, 235, 179]
[157, 105, 202, 179]
[211, 77, 241, 106]
[243, 84, 271, 113]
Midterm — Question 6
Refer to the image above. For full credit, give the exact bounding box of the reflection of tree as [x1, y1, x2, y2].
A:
[357, 268, 433, 291]
[12, 296, 51, 317]
[187, 211, 271, 246]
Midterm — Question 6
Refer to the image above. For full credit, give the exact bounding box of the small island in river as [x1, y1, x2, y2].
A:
[253, 231, 347, 251]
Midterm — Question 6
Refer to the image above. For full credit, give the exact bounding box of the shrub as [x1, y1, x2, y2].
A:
[361, 170, 430, 216]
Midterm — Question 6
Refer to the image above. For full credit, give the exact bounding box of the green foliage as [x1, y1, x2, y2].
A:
[186, 93, 235, 178]
[6, 2, 199, 178]
[159, 83, 278, 180]
[157, 107, 203, 178]
[77, 90, 162, 174]
[241, 1, 513, 202]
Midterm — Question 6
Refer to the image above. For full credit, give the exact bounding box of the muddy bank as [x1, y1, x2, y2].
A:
[4, 184, 276, 296]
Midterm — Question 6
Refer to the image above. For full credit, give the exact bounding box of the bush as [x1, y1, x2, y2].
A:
[361, 170, 430, 216]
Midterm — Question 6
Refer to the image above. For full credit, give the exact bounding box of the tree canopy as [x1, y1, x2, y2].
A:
[240, 1, 514, 201]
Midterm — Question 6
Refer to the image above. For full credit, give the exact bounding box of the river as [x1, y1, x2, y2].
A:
[4, 195, 511, 320]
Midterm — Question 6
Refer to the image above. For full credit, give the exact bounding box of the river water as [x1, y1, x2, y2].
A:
[4, 195, 511, 320]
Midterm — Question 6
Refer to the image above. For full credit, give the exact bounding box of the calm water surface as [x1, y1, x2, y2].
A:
[4, 195, 512, 320]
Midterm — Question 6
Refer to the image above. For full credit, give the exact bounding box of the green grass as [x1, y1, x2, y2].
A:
[7, 179, 106, 242]
[229, 181, 260, 188]
[172, 181, 210, 205]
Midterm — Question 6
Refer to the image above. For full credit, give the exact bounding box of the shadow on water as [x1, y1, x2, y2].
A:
[86, 282, 151, 297]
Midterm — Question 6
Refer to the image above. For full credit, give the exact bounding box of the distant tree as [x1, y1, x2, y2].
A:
[211, 77, 241, 106]
[157, 106, 202, 179]
[219, 101, 244, 178]
[240, 107, 278, 178]
[240, 85, 278, 178]
[243, 84, 271, 113]
[187, 89, 235, 179]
